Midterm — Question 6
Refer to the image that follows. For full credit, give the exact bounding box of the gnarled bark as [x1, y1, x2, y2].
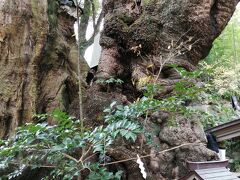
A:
[0, 0, 88, 138]
[93, 0, 239, 179]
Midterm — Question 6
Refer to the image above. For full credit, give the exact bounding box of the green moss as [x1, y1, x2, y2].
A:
[119, 14, 134, 26]
[143, 0, 152, 4]
[39, 0, 60, 69]
[47, 0, 59, 34]
[30, 0, 41, 18]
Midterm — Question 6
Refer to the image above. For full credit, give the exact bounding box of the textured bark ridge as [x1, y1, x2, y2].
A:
[98, 0, 239, 83]
[93, 0, 240, 179]
[0, 0, 88, 138]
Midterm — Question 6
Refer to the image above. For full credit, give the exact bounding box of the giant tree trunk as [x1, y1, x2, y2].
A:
[0, 0, 239, 179]
[0, 0, 88, 138]
[93, 0, 240, 179]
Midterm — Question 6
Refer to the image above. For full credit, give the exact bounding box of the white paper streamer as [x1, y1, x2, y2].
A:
[136, 154, 147, 179]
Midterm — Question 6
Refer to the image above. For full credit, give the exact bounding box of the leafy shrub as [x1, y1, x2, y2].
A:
[96, 77, 124, 92]
[226, 140, 240, 172]
[203, 8, 240, 98]
[0, 108, 141, 179]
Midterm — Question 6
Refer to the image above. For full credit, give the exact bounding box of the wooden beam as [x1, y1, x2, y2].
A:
[206, 119, 240, 142]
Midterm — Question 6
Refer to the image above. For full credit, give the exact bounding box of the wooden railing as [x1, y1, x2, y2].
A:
[206, 119, 240, 142]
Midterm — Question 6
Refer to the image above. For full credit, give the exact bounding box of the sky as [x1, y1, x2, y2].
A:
[74, 0, 103, 68]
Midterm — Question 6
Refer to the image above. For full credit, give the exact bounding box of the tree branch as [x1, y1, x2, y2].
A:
[100, 142, 205, 166]
[79, 0, 91, 44]
[81, 9, 104, 53]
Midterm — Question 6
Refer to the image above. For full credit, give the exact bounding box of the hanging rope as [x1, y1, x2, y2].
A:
[99, 142, 204, 166]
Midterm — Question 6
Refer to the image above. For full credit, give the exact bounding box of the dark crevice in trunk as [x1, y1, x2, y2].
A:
[210, 0, 218, 35]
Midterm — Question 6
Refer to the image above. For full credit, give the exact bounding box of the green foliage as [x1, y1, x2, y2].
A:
[139, 74, 205, 126]
[191, 8, 240, 128]
[203, 8, 240, 98]
[172, 64, 204, 79]
[96, 77, 124, 85]
[166, 66, 238, 128]
[0, 108, 141, 179]
[205, 17, 240, 65]
[86, 165, 122, 180]
[186, 11, 240, 173]
[96, 77, 124, 92]
[226, 140, 240, 172]
[199, 61, 240, 98]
